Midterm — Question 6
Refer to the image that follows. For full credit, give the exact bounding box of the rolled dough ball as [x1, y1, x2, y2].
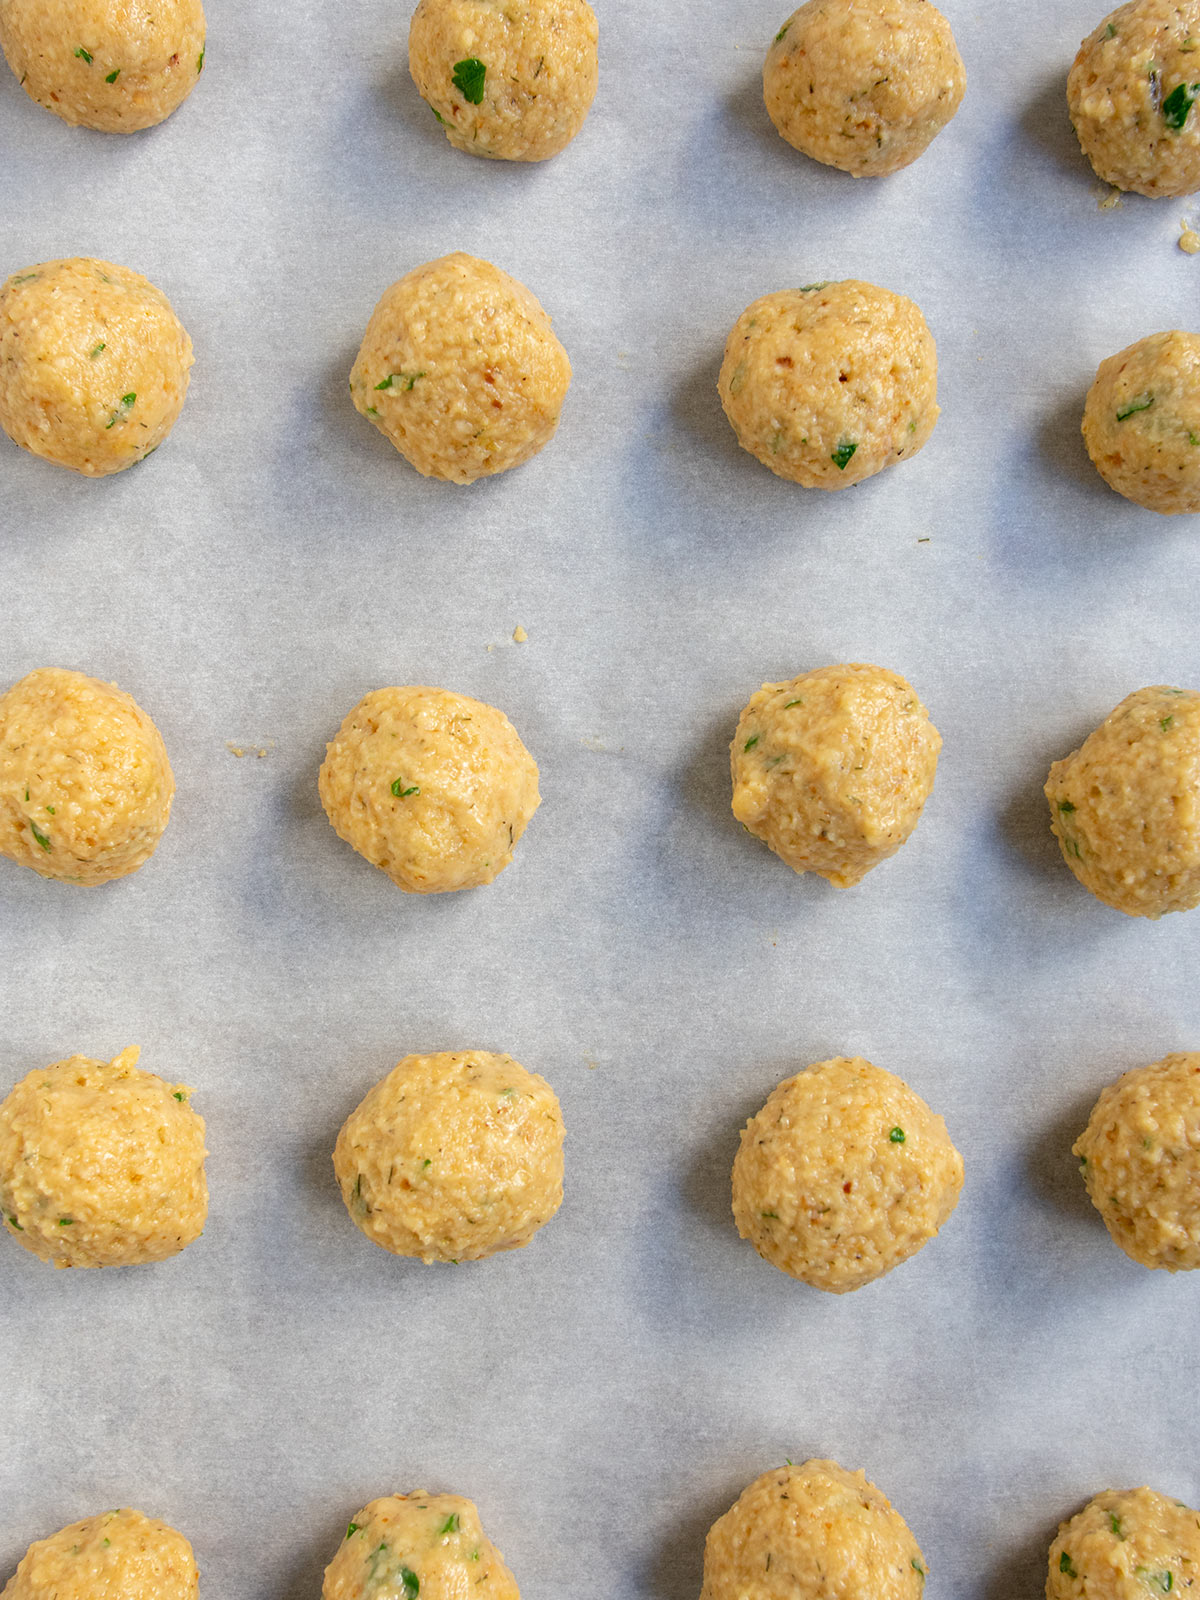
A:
[409, 0, 597, 162]
[0, 666, 174, 886]
[324, 1493, 519, 1600]
[333, 1050, 564, 1263]
[1045, 685, 1200, 917]
[732, 1057, 962, 1292]
[1, 1508, 198, 1599]
[0, 1047, 207, 1269]
[0, 258, 193, 475]
[349, 253, 571, 483]
[0, 0, 204, 132]
[1047, 1487, 1200, 1598]
[717, 279, 938, 487]
[730, 663, 940, 887]
[1068, 0, 1200, 197]
[1074, 1053, 1200, 1269]
[1083, 330, 1200, 513]
[764, 0, 965, 177]
[318, 684, 539, 894]
[701, 1460, 928, 1600]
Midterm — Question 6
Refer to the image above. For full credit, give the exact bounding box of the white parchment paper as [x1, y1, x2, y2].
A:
[3, 2, 1200, 1595]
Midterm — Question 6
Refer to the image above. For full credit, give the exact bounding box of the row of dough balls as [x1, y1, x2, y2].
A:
[3, 253, 1200, 511]
[7, 0, 1200, 202]
[4, 1043, 1200, 1284]
[6, 1473, 1200, 1600]
[5, 664, 1200, 920]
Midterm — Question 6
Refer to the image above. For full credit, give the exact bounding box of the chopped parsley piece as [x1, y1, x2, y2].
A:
[44, 805, 54, 815]
[89, 342, 106, 358]
[106, 393, 136, 429]
[346, 1522, 360, 1539]
[912, 1558, 926, 1576]
[798, 282, 828, 291]
[452, 56, 486, 104]
[74, 46, 93, 62]
[1190, 432, 1200, 446]
[1110, 1513, 1125, 1539]
[173, 1091, 186, 1101]
[1060, 1551, 1078, 1576]
[28, 818, 51, 852]
[775, 22, 790, 40]
[121, 391, 137, 407]
[375, 375, 395, 390]
[1116, 393, 1154, 421]
[783, 698, 803, 708]
[1135, 1569, 1174, 1593]
[1058, 799, 1076, 813]
[831, 439, 857, 470]
[1162, 82, 1200, 130]
[391, 778, 420, 797]
[432, 106, 446, 123]
[12, 273, 39, 284]
[105, 68, 120, 82]
[437, 1514, 459, 1536]
[197, 47, 205, 72]
[744, 734, 760, 751]
[1162, 715, 1174, 731]
[58, 1217, 74, 1226]
[366, 406, 378, 416]
[889, 1127, 906, 1143]
[6, 1215, 22, 1231]
[401, 1568, 420, 1599]
[376, 371, 425, 391]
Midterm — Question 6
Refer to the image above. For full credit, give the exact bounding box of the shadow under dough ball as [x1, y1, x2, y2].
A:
[324, 1494, 520, 1600]
[764, 0, 965, 177]
[0, 0, 205, 131]
[349, 253, 571, 483]
[1, 1508, 198, 1600]
[1068, 0, 1200, 197]
[1045, 685, 1200, 916]
[701, 1460, 928, 1600]
[1083, 330, 1200, 513]
[1048, 1487, 1200, 1597]
[409, 0, 597, 161]
[0, 666, 174, 885]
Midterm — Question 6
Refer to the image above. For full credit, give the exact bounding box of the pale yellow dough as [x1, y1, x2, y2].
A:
[318, 684, 539, 894]
[333, 1050, 564, 1263]
[0, 666, 174, 886]
[1045, 685, 1200, 917]
[731, 663, 940, 887]
[1074, 1053, 1200, 1269]
[732, 1056, 962, 1292]
[717, 280, 938, 487]
[1083, 330, 1200, 513]
[1068, 0, 1200, 197]
[349, 253, 571, 483]
[0, 1047, 207, 1268]
[409, 0, 597, 161]
[0, 0, 204, 132]
[0, 258, 193, 475]
[701, 1460, 928, 1600]
[764, 0, 965, 177]
[1047, 1487, 1200, 1598]
[1, 1508, 197, 1600]
[323, 1493, 519, 1600]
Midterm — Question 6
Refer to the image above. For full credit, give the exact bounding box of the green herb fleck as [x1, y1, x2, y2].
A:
[744, 734, 760, 751]
[432, 106, 446, 124]
[1136, 1569, 1174, 1593]
[44, 805, 54, 815]
[1162, 82, 1200, 130]
[401, 1568, 419, 1599]
[346, 1522, 360, 1539]
[1189, 432, 1200, 446]
[912, 1559, 926, 1576]
[798, 282, 829, 292]
[375, 375, 395, 390]
[452, 56, 486, 103]
[74, 46, 93, 62]
[1162, 715, 1174, 731]
[761, 1210, 779, 1219]
[173, 1091, 186, 1101]
[391, 778, 420, 797]
[121, 391, 136, 407]
[783, 698, 803, 708]
[106, 393, 136, 429]
[6, 1215, 22, 1231]
[58, 1217, 74, 1226]
[775, 22, 790, 41]
[376, 371, 424, 391]
[197, 46, 205, 72]
[12, 273, 39, 283]
[28, 818, 51, 852]
[1058, 799, 1076, 813]
[1110, 1513, 1125, 1540]
[889, 1127, 906, 1143]
[437, 1514, 460, 1536]
[105, 68, 120, 82]
[422, 1158, 432, 1169]
[1106, 21, 1117, 36]
[1117, 393, 1154, 421]
[23, 788, 29, 801]
[89, 342, 106, 358]
[831, 439, 857, 470]
[366, 406, 379, 417]
[1060, 1552, 1078, 1577]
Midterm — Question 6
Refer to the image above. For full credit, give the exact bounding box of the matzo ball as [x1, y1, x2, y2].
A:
[1083, 330, 1200, 513]
[324, 1493, 519, 1600]
[1, 1508, 198, 1600]
[1047, 1487, 1200, 1598]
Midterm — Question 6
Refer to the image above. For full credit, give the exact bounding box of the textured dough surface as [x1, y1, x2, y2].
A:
[717, 280, 938, 487]
[409, 0, 597, 161]
[1074, 1052, 1200, 1269]
[731, 663, 940, 887]
[701, 1460, 927, 1600]
[764, 0, 965, 177]
[1068, 0, 1200, 197]
[1083, 330, 1200, 513]
[0, 1507, 198, 1599]
[0, 258, 193, 475]
[324, 1494, 519, 1600]
[0, 666, 174, 885]
[0, 1047, 207, 1268]
[0, 0, 205, 131]
[1045, 685, 1200, 917]
[333, 1050, 564, 1263]
[349, 253, 571, 483]
[1047, 1487, 1200, 1598]
[732, 1056, 962, 1292]
[318, 685, 539, 894]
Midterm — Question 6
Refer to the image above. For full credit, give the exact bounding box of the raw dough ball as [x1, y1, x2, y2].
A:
[0, 1046, 207, 1268]
[409, 0, 597, 162]
[730, 663, 941, 887]
[349, 253, 571, 483]
[323, 1493, 519, 1600]
[1045, 685, 1200, 917]
[1074, 1052, 1200, 1269]
[0, 258, 193, 476]
[318, 684, 539, 894]
[1047, 1487, 1200, 1598]
[701, 1459, 928, 1600]
[1, 1508, 198, 1600]
[0, 666, 175, 886]
[333, 1050, 564, 1263]
[732, 1057, 962, 1292]
[0, 0, 205, 132]
[1083, 330, 1200, 513]
[1068, 0, 1200, 197]
[717, 280, 938, 487]
[764, 0, 965, 177]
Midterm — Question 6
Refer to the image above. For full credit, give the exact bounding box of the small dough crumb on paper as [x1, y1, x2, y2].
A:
[512, 624, 528, 643]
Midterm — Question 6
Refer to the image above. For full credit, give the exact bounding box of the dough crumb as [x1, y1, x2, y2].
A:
[1099, 187, 1123, 210]
[1181, 222, 1200, 252]
[512, 624, 528, 643]
[226, 743, 245, 757]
